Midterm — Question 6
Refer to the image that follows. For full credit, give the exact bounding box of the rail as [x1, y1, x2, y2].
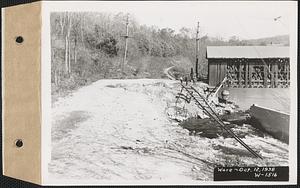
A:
[179, 83, 263, 159]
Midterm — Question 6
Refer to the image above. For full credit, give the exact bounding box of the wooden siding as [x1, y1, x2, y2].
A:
[208, 59, 227, 86]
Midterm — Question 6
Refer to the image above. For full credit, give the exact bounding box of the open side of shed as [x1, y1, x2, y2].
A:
[206, 46, 290, 88]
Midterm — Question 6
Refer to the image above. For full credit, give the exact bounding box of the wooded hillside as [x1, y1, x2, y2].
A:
[50, 12, 289, 95]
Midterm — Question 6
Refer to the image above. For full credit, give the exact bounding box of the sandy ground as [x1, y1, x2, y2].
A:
[49, 79, 289, 183]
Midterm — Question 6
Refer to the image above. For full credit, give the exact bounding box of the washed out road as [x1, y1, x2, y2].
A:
[48, 79, 289, 183]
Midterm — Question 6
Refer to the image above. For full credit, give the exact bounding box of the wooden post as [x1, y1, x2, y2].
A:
[287, 60, 290, 86]
[245, 60, 248, 88]
[122, 14, 129, 74]
[190, 68, 194, 82]
[274, 62, 278, 88]
[248, 61, 252, 88]
[238, 60, 242, 87]
[195, 22, 200, 79]
[270, 64, 274, 88]
[263, 62, 268, 88]
[195, 59, 198, 81]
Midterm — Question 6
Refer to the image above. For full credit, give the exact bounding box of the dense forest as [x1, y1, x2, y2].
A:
[50, 12, 289, 95]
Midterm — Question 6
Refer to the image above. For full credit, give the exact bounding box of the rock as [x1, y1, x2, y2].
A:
[120, 146, 134, 150]
[208, 96, 219, 105]
[224, 106, 235, 114]
[192, 165, 200, 171]
[175, 116, 187, 122]
[230, 104, 236, 109]
[197, 112, 209, 119]
[217, 102, 226, 108]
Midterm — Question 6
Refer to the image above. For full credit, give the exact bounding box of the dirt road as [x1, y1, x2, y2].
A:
[163, 66, 176, 80]
[49, 79, 211, 183]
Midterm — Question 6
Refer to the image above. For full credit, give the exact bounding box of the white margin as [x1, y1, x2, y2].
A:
[41, 1, 52, 185]
[287, 1, 298, 183]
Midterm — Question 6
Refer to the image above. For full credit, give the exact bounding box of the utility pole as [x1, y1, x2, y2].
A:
[195, 22, 200, 80]
[121, 14, 129, 74]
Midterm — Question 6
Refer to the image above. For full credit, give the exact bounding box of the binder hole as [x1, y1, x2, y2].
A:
[15, 139, 23, 148]
[15, 36, 24, 44]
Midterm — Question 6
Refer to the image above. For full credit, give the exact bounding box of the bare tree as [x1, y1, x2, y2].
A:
[63, 12, 73, 76]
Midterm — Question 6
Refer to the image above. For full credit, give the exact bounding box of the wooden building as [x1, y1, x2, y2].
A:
[206, 46, 290, 88]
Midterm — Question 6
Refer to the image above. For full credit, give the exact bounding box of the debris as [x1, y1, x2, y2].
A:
[192, 165, 201, 171]
[175, 84, 262, 158]
[197, 112, 209, 119]
[120, 146, 134, 150]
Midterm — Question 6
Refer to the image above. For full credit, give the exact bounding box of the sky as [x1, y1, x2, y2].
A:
[46, 1, 297, 40]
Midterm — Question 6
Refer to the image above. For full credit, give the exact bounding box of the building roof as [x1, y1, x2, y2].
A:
[206, 46, 289, 59]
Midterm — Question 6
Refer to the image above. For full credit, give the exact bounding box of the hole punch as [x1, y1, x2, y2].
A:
[15, 139, 23, 148]
[15, 36, 24, 44]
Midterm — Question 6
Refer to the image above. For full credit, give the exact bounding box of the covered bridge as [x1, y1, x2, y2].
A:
[206, 46, 290, 88]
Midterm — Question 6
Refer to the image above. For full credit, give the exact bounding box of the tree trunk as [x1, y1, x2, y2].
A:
[68, 39, 71, 75]
[74, 37, 77, 65]
[65, 34, 69, 74]
[60, 13, 66, 36]
[67, 13, 72, 75]
[54, 69, 59, 85]
[64, 12, 73, 76]
[80, 15, 85, 45]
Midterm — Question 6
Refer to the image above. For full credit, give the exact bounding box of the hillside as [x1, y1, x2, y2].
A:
[241, 35, 289, 46]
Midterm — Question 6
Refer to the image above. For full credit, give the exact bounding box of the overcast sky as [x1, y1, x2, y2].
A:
[47, 1, 297, 40]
